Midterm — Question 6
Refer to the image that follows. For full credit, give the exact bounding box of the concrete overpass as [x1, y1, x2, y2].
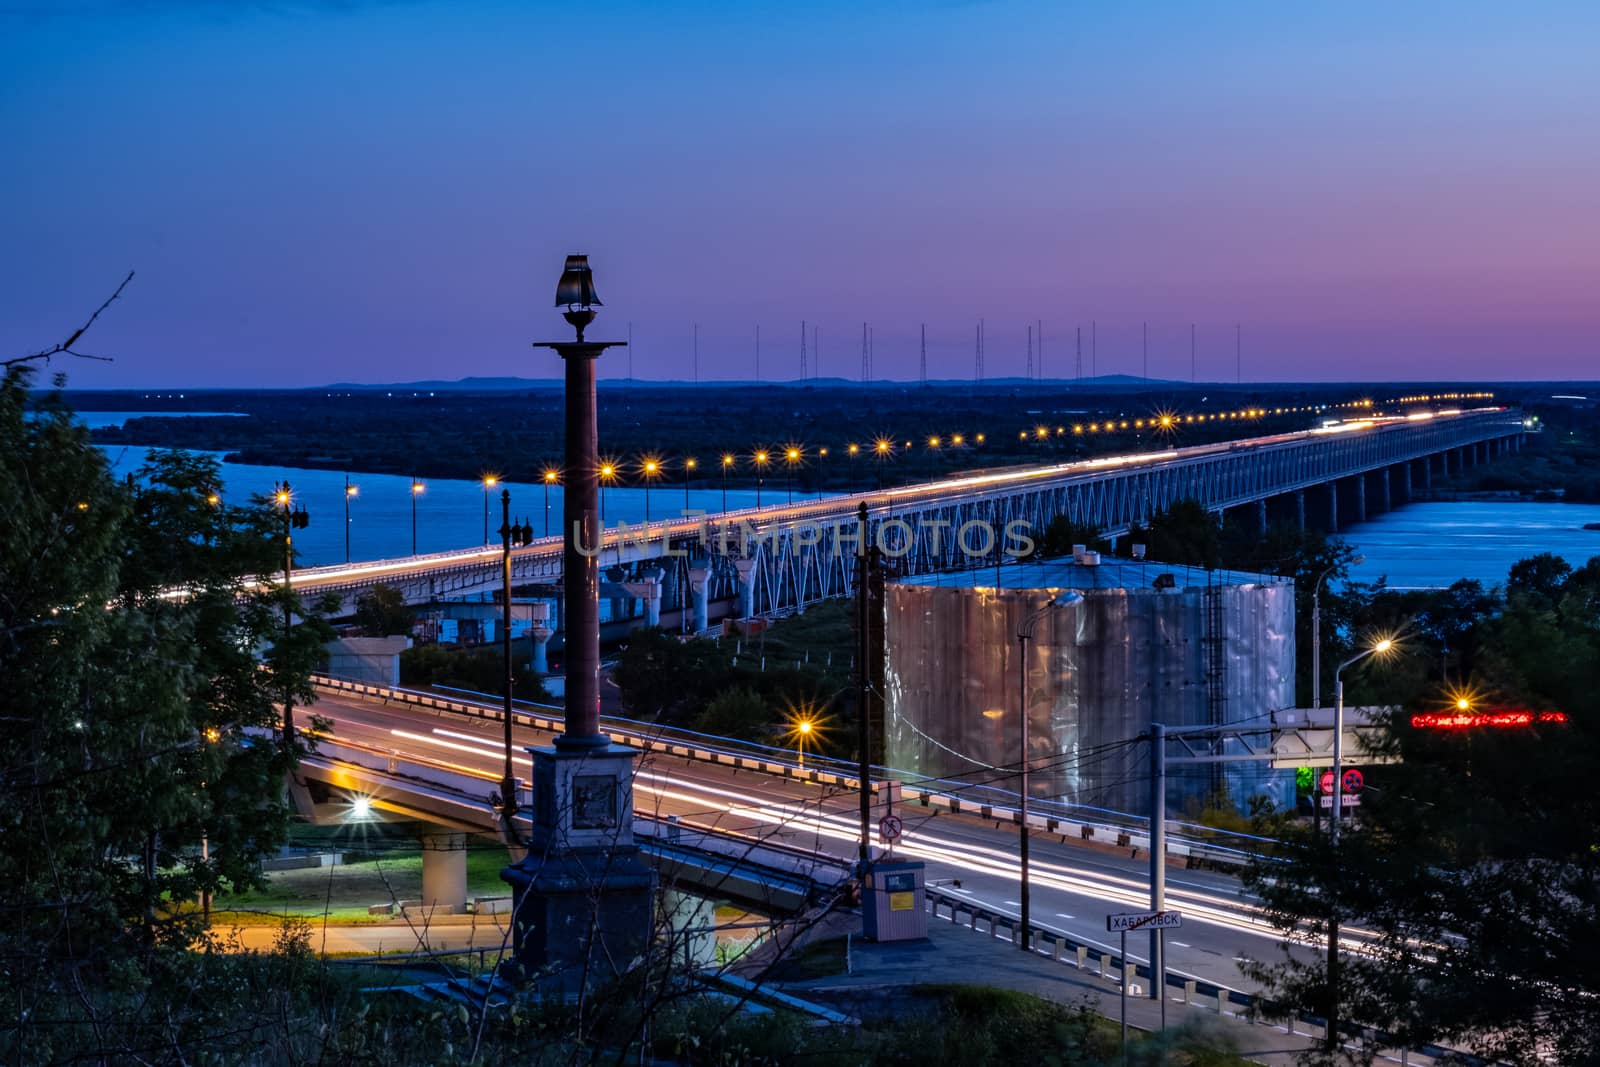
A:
[280, 406, 1523, 624]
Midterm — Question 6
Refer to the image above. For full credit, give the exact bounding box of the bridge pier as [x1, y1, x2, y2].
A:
[1327, 482, 1339, 533]
[688, 564, 710, 632]
[1420, 455, 1433, 492]
[1255, 499, 1268, 537]
[1380, 468, 1391, 511]
[1295, 490, 1306, 533]
[733, 557, 757, 620]
[1400, 463, 1412, 504]
[1353, 474, 1367, 524]
[421, 831, 468, 913]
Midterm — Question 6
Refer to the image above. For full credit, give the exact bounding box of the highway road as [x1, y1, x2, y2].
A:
[310, 688, 1363, 993]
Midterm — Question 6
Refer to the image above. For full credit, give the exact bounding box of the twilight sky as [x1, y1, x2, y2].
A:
[2, 1, 1597, 387]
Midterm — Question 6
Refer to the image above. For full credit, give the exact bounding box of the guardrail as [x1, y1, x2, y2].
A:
[923, 886, 1480, 1065]
[312, 675, 1267, 870]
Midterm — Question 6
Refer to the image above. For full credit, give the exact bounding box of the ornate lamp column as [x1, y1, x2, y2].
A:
[502, 255, 655, 983]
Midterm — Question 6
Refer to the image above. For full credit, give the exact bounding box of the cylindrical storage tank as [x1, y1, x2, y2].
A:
[883, 559, 1295, 819]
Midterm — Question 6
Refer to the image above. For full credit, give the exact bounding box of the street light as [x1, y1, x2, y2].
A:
[482, 475, 499, 545]
[1015, 589, 1084, 952]
[641, 456, 661, 522]
[410, 478, 425, 555]
[1312, 555, 1364, 710]
[753, 450, 770, 508]
[542, 468, 559, 538]
[873, 438, 892, 490]
[720, 453, 735, 514]
[497, 489, 533, 826]
[784, 446, 801, 505]
[683, 456, 697, 511]
[926, 435, 940, 481]
[343, 475, 357, 563]
[599, 461, 618, 525]
[786, 711, 818, 768]
[847, 443, 860, 492]
[1326, 633, 1397, 1051]
[273, 481, 309, 753]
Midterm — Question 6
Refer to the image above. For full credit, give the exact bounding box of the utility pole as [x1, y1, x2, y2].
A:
[800, 320, 807, 381]
[755, 324, 761, 383]
[1091, 320, 1097, 379]
[1190, 323, 1196, 383]
[920, 323, 927, 386]
[1027, 324, 1033, 380]
[1236, 323, 1242, 384]
[861, 323, 869, 383]
[1142, 321, 1148, 381]
[1149, 722, 1167, 1026]
[1075, 327, 1083, 380]
[856, 502, 873, 866]
[693, 322, 699, 384]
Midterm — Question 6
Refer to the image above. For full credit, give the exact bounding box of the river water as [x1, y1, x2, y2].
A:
[1340, 501, 1600, 590]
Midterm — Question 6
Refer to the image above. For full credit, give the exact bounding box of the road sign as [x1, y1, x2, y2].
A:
[1343, 768, 1364, 794]
[1320, 770, 1335, 795]
[1105, 910, 1183, 933]
[1320, 793, 1361, 808]
[878, 814, 903, 843]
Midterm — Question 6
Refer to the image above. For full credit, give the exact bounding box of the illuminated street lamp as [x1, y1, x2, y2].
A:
[1015, 590, 1083, 952]
[410, 478, 425, 555]
[1326, 633, 1398, 1050]
[496, 488, 533, 824]
[272, 480, 309, 753]
[784, 706, 826, 769]
[784, 445, 801, 505]
[343, 475, 358, 563]
[481, 474, 499, 545]
[720, 453, 735, 514]
[926, 435, 941, 481]
[641, 456, 661, 522]
[753, 449, 770, 508]
[542, 468, 559, 537]
[598, 461, 618, 525]
[873, 438, 892, 490]
[683, 456, 697, 510]
[847, 443, 860, 492]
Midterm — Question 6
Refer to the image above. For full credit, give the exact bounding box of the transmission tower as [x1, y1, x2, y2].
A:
[800, 320, 807, 381]
[861, 323, 869, 383]
[1075, 326, 1083, 380]
[920, 323, 927, 385]
[1026, 324, 1033, 380]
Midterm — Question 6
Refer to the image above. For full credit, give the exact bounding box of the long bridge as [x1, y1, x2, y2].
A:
[285, 407, 1523, 626]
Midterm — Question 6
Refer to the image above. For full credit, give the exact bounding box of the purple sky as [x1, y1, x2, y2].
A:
[2, 1, 1597, 387]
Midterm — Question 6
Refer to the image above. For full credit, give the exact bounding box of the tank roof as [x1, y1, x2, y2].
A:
[894, 557, 1287, 594]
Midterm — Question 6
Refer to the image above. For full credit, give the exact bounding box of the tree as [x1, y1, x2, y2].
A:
[353, 581, 416, 636]
[1035, 516, 1108, 559]
[611, 628, 733, 724]
[692, 685, 770, 739]
[0, 367, 332, 1058]
[1242, 553, 1600, 1064]
[1126, 498, 1223, 568]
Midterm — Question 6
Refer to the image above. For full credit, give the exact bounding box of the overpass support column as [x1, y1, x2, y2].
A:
[1420, 456, 1432, 492]
[1295, 490, 1306, 533]
[732, 557, 757, 620]
[620, 572, 662, 628]
[1255, 499, 1268, 537]
[1401, 463, 1412, 504]
[529, 602, 553, 674]
[1353, 475, 1366, 524]
[688, 565, 710, 632]
[420, 832, 468, 913]
[1380, 468, 1391, 512]
[1327, 483, 1339, 533]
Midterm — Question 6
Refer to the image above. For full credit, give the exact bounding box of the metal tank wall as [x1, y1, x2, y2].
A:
[883, 577, 1295, 819]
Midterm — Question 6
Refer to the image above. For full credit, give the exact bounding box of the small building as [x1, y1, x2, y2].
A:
[884, 555, 1295, 818]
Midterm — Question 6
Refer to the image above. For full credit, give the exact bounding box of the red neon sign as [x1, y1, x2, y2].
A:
[1410, 709, 1569, 729]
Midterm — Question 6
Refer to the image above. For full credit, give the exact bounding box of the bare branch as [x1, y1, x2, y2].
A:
[3, 271, 133, 369]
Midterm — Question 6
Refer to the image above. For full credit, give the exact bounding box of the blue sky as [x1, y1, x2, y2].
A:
[2, 1, 1596, 386]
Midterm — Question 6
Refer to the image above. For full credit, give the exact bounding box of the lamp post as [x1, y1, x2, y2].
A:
[753, 450, 769, 508]
[542, 469, 558, 538]
[1015, 590, 1083, 952]
[343, 475, 357, 563]
[273, 481, 309, 753]
[497, 489, 532, 826]
[721, 454, 734, 514]
[784, 446, 801, 506]
[683, 457, 697, 511]
[847, 443, 859, 493]
[927, 436, 940, 481]
[874, 438, 891, 491]
[410, 478, 424, 555]
[641, 457, 661, 523]
[1326, 635, 1395, 1051]
[599, 462, 617, 525]
[1312, 555, 1364, 710]
[482, 475, 499, 545]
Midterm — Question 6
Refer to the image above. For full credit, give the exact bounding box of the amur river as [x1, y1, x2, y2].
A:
[84, 412, 1600, 584]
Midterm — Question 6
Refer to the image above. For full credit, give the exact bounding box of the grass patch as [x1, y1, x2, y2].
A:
[210, 844, 512, 921]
